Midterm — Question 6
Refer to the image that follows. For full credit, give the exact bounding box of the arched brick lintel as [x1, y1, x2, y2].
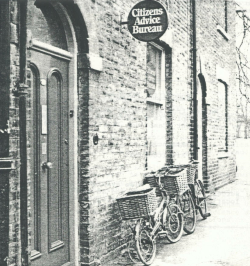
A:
[73, 0, 100, 55]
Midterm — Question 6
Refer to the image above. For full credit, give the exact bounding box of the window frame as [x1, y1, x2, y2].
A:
[224, 0, 228, 32]
[218, 80, 228, 152]
[216, 0, 230, 41]
[146, 42, 166, 105]
[146, 42, 166, 171]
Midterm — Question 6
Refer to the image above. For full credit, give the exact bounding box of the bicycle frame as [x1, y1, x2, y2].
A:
[150, 179, 183, 238]
[186, 160, 210, 219]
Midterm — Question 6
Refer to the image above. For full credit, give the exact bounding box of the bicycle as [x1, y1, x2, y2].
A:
[159, 167, 197, 235]
[169, 160, 210, 235]
[116, 182, 184, 265]
[187, 160, 211, 219]
[178, 187, 197, 234]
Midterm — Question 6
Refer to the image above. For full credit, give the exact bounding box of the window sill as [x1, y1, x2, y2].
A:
[217, 25, 230, 41]
[146, 98, 164, 106]
[218, 150, 229, 159]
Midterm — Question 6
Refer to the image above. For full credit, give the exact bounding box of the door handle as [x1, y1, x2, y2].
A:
[42, 161, 53, 169]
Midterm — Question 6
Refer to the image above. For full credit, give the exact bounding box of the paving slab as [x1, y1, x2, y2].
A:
[112, 139, 250, 266]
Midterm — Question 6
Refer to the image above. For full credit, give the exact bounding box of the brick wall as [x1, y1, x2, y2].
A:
[84, 0, 237, 264]
[83, 0, 194, 265]
[196, 0, 236, 190]
[8, 0, 22, 265]
[85, 0, 147, 264]
[2, 0, 237, 266]
[168, 0, 191, 165]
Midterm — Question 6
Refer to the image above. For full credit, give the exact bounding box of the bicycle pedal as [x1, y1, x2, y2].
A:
[158, 231, 167, 237]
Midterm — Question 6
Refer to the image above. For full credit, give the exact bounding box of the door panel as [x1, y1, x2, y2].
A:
[30, 66, 41, 256]
[48, 72, 63, 251]
[30, 50, 70, 266]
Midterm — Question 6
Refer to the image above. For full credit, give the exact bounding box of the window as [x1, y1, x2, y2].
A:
[218, 0, 228, 31]
[224, 0, 228, 32]
[216, 0, 230, 40]
[146, 43, 166, 170]
[218, 81, 228, 151]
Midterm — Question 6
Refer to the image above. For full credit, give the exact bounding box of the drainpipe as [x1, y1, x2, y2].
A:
[192, 0, 198, 160]
[0, 2, 11, 265]
[15, 0, 29, 265]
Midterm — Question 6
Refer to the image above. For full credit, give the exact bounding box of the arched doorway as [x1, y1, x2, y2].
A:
[26, 1, 89, 265]
[197, 74, 208, 187]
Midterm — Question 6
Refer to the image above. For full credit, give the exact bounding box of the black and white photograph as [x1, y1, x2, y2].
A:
[0, 0, 249, 265]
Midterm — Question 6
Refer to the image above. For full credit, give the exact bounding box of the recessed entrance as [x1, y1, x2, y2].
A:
[29, 46, 71, 266]
[197, 74, 208, 186]
[26, 1, 80, 265]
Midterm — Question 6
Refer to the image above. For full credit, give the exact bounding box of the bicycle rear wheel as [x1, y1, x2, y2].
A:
[180, 190, 196, 234]
[196, 180, 208, 219]
[163, 203, 184, 243]
[135, 219, 156, 265]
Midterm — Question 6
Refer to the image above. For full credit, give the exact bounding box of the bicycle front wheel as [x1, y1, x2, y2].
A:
[180, 190, 196, 234]
[196, 180, 208, 219]
[128, 238, 140, 263]
[135, 219, 156, 265]
[163, 203, 184, 243]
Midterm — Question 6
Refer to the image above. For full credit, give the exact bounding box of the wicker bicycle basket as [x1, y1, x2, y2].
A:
[116, 187, 157, 220]
[144, 172, 162, 197]
[186, 163, 198, 184]
[168, 163, 198, 185]
[161, 168, 189, 195]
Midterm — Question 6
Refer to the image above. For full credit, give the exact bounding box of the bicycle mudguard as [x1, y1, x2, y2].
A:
[134, 219, 141, 240]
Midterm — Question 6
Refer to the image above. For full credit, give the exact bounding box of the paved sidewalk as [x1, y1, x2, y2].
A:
[152, 139, 250, 266]
[150, 140, 250, 265]
[113, 139, 250, 266]
[150, 178, 250, 266]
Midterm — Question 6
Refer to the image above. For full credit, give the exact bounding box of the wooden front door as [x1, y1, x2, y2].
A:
[29, 47, 71, 266]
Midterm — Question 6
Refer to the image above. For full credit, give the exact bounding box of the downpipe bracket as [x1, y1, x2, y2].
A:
[12, 83, 29, 97]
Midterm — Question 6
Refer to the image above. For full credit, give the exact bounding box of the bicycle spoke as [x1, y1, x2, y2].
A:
[180, 190, 196, 234]
[196, 180, 209, 219]
[164, 204, 184, 243]
[135, 219, 156, 265]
